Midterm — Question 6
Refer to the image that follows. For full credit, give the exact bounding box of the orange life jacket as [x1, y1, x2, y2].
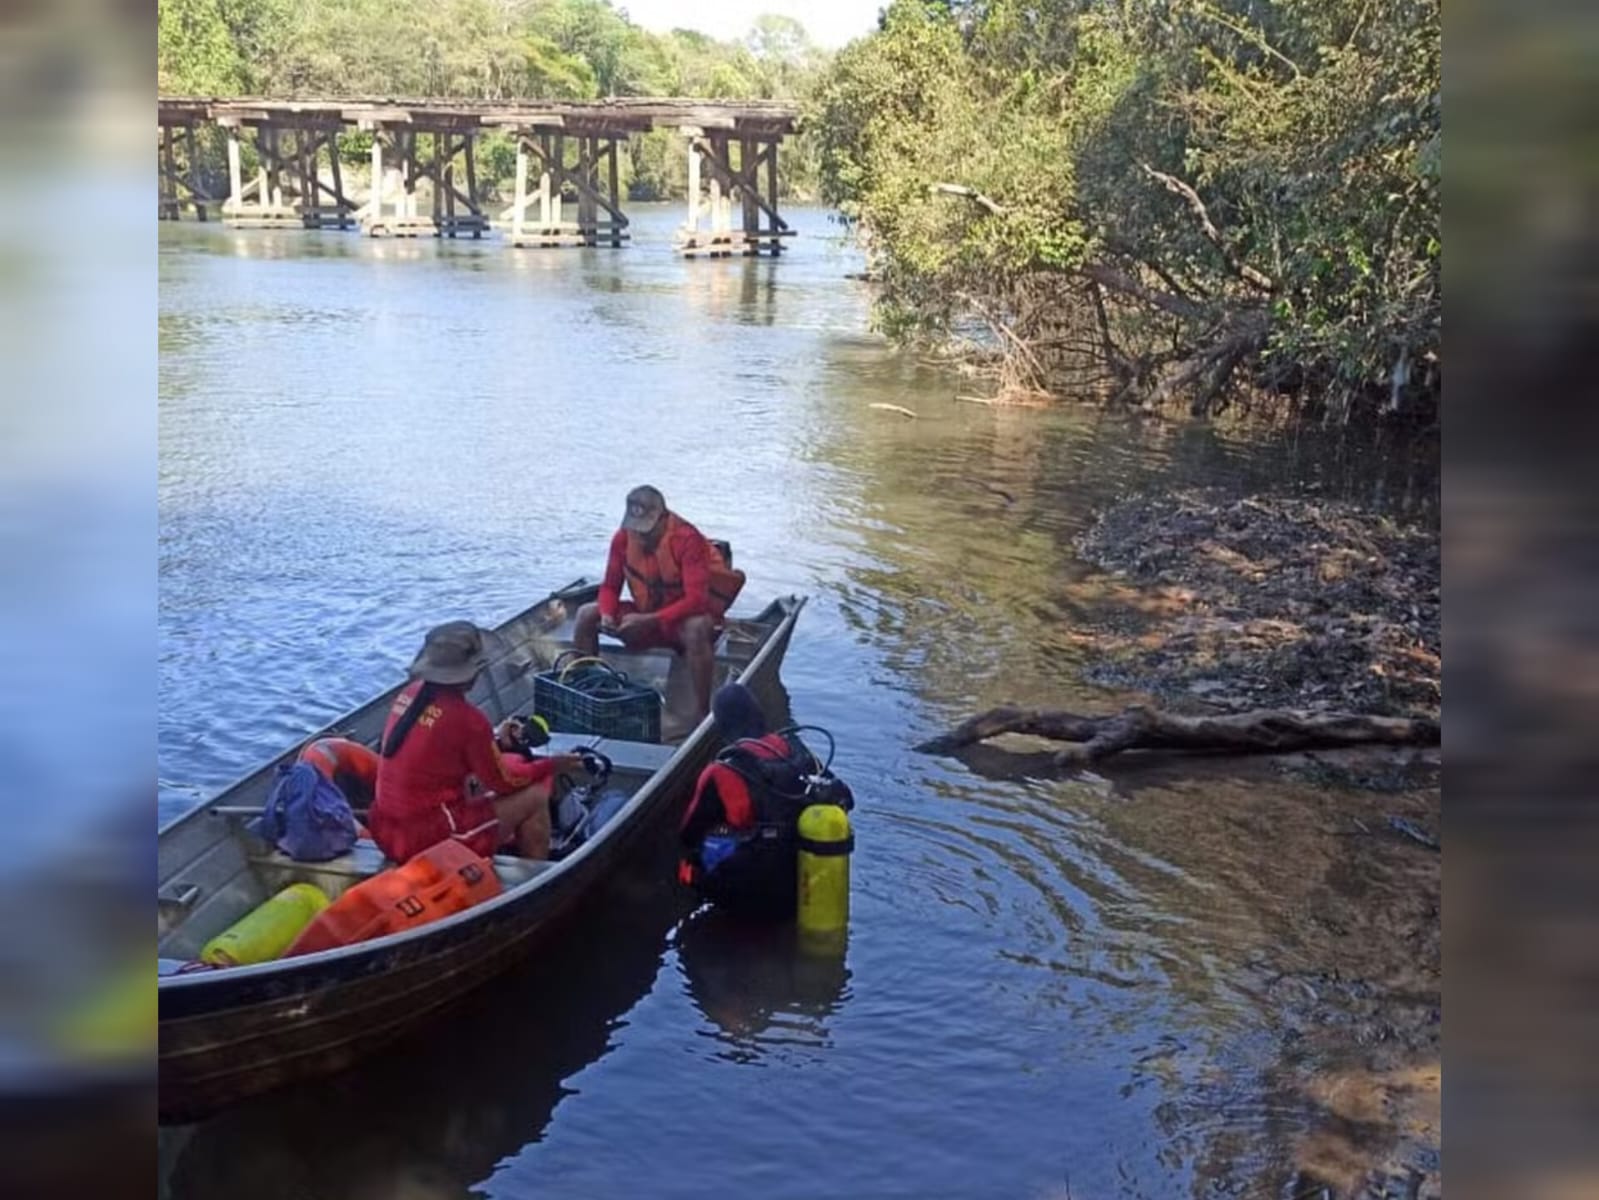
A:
[285, 838, 501, 957]
[623, 513, 745, 619]
[299, 738, 379, 791]
[297, 738, 380, 824]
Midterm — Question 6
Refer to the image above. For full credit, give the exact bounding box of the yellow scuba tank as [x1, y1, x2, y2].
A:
[796, 803, 852, 937]
[201, 882, 330, 967]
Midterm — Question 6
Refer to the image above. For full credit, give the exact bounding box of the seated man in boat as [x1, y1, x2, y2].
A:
[572, 484, 746, 723]
[371, 621, 584, 862]
[676, 683, 853, 919]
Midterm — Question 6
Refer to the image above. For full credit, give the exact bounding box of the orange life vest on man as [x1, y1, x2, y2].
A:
[623, 513, 746, 619]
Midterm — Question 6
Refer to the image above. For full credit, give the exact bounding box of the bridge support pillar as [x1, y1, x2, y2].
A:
[219, 118, 355, 230]
[674, 125, 792, 257]
[158, 113, 214, 221]
[360, 123, 487, 239]
[500, 126, 629, 248]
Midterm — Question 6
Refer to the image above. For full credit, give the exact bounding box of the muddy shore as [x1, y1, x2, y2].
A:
[1077, 492, 1440, 722]
[1076, 492, 1442, 1197]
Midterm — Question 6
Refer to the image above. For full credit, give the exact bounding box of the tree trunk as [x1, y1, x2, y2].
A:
[917, 704, 1439, 767]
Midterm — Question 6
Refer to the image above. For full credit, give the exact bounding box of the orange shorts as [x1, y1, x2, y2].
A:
[610, 602, 713, 652]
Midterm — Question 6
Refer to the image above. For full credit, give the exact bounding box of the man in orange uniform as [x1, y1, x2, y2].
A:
[573, 485, 745, 723]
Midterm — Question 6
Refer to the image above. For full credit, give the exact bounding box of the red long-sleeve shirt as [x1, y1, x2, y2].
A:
[372, 682, 553, 825]
[597, 521, 714, 626]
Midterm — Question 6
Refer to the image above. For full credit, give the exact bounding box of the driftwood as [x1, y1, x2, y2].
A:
[916, 704, 1440, 767]
[868, 402, 919, 419]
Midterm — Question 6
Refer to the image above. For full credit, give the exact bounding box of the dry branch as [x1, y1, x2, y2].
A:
[868, 402, 919, 418]
[1140, 165, 1275, 292]
[959, 291, 1049, 392]
[929, 182, 1007, 216]
[1080, 262, 1211, 322]
[1192, 2, 1304, 77]
[917, 704, 1439, 767]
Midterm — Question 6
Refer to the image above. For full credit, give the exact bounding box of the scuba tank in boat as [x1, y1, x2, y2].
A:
[201, 882, 331, 967]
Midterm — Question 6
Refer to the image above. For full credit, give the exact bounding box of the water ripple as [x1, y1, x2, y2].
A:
[160, 208, 1438, 1199]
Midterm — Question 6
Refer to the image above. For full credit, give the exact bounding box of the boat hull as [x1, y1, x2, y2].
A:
[159, 587, 800, 1122]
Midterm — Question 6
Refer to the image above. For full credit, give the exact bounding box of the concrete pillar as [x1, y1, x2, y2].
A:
[686, 140, 701, 231]
[512, 139, 528, 239]
[369, 133, 383, 222]
[225, 129, 242, 214]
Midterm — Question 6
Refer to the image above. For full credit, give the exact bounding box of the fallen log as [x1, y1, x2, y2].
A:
[916, 704, 1440, 767]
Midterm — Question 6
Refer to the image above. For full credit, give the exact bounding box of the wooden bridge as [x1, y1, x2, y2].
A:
[158, 97, 799, 257]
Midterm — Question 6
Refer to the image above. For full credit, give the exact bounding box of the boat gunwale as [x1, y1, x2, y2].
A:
[158, 587, 806, 992]
[156, 576, 595, 843]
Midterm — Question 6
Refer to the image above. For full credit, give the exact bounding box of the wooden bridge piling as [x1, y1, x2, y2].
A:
[673, 123, 793, 258]
[215, 111, 357, 230]
[158, 105, 215, 221]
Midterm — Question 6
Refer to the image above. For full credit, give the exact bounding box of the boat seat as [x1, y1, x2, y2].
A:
[249, 838, 391, 879]
[715, 619, 766, 658]
[591, 737, 678, 774]
[539, 732, 602, 755]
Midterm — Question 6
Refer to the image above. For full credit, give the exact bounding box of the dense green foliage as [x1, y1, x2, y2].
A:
[814, 0, 1440, 419]
[158, 0, 829, 198]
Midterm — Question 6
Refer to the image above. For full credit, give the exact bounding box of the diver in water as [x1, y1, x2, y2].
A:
[676, 683, 854, 919]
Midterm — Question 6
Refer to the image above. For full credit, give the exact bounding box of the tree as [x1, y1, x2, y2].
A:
[814, 0, 1440, 420]
[160, 0, 246, 93]
[745, 14, 818, 96]
[158, 0, 834, 197]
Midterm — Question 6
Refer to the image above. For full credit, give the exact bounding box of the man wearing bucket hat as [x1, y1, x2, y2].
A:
[369, 620, 584, 862]
[572, 485, 746, 722]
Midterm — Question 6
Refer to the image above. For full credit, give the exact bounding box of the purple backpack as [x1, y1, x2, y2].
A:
[249, 761, 360, 862]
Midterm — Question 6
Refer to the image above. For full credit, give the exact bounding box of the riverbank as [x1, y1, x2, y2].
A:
[1075, 492, 1440, 720]
[1073, 489, 1441, 1196]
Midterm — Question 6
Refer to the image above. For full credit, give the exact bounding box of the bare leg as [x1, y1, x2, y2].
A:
[491, 780, 553, 858]
[679, 615, 715, 723]
[573, 601, 602, 657]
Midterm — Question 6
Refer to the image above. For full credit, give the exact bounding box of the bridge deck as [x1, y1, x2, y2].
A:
[159, 96, 797, 135]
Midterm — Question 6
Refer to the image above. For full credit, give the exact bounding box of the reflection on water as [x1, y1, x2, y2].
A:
[160, 206, 1439, 1197]
[162, 865, 688, 1200]
[674, 908, 851, 1063]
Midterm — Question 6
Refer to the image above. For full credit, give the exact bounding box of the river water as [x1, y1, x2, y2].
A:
[158, 206, 1439, 1198]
